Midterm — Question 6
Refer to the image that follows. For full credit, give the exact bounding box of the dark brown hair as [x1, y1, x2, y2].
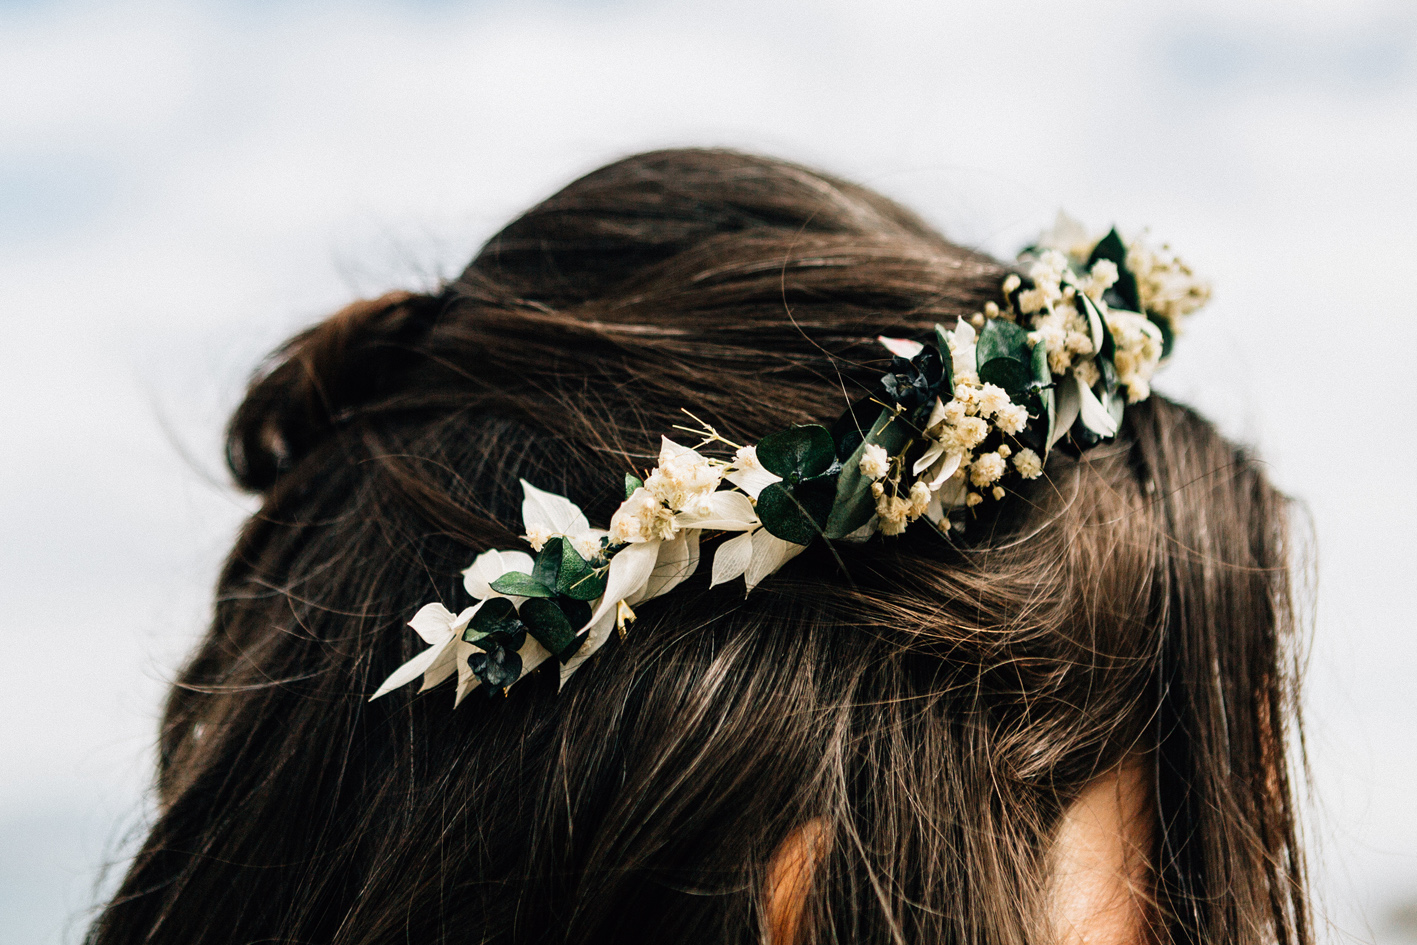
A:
[88, 149, 1309, 944]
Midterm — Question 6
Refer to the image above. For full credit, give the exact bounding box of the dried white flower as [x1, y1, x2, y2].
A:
[907, 481, 932, 518]
[1013, 447, 1043, 479]
[609, 487, 677, 544]
[994, 403, 1028, 435]
[992, 485, 1006, 500]
[966, 491, 983, 508]
[969, 451, 1007, 487]
[1073, 358, 1101, 389]
[524, 524, 553, 552]
[859, 443, 891, 480]
[996, 444, 1012, 459]
[977, 383, 1012, 418]
[645, 440, 723, 513]
[1002, 273, 1021, 295]
[955, 416, 989, 450]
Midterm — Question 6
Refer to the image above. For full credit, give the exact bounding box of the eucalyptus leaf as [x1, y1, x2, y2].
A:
[978, 357, 1032, 395]
[464, 597, 522, 644]
[488, 572, 555, 598]
[1087, 228, 1141, 312]
[517, 598, 577, 658]
[556, 542, 607, 601]
[531, 538, 563, 590]
[624, 473, 644, 499]
[757, 481, 826, 546]
[467, 645, 522, 690]
[756, 425, 836, 483]
[825, 406, 910, 539]
[975, 318, 1031, 368]
[831, 392, 885, 461]
[1030, 339, 1052, 391]
[933, 323, 956, 395]
[1152, 314, 1175, 359]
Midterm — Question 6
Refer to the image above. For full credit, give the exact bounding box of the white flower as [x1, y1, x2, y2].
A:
[1073, 358, 1101, 389]
[859, 443, 891, 480]
[996, 444, 1012, 459]
[966, 491, 983, 508]
[1013, 447, 1044, 479]
[976, 384, 1012, 418]
[609, 487, 677, 544]
[524, 524, 553, 552]
[644, 437, 723, 513]
[969, 451, 1007, 487]
[1002, 274, 1022, 295]
[992, 485, 1006, 501]
[725, 444, 781, 499]
[1035, 210, 1096, 260]
[1106, 309, 1165, 403]
[1086, 259, 1119, 297]
[945, 320, 979, 386]
[955, 416, 989, 450]
[994, 403, 1029, 435]
[1126, 237, 1211, 323]
[907, 481, 932, 518]
[570, 534, 604, 563]
[876, 493, 911, 536]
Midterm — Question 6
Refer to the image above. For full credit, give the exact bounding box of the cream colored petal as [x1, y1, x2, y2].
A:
[559, 608, 616, 688]
[710, 530, 755, 587]
[369, 644, 441, 701]
[1076, 373, 1119, 437]
[913, 440, 946, 477]
[462, 549, 535, 599]
[640, 531, 700, 601]
[580, 539, 660, 634]
[418, 635, 462, 692]
[745, 529, 806, 592]
[453, 639, 482, 708]
[724, 466, 780, 500]
[407, 602, 457, 645]
[878, 335, 924, 359]
[675, 490, 759, 531]
[520, 479, 590, 538]
[1052, 375, 1082, 448]
[508, 637, 553, 691]
[926, 449, 964, 490]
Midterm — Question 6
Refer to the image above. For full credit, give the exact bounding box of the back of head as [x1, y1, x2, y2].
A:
[90, 149, 1308, 945]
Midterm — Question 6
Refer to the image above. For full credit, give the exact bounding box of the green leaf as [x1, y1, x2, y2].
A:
[975, 318, 1031, 368]
[1087, 228, 1141, 312]
[554, 596, 592, 632]
[757, 480, 831, 546]
[824, 406, 911, 539]
[488, 572, 555, 598]
[756, 425, 836, 482]
[1151, 314, 1175, 359]
[1030, 336, 1052, 389]
[624, 473, 644, 499]
[517, 598, 577, 659]
[532, 538, 563, 590]
[933, 323, 955, 394]
[464, 597, 523, 645]
[556, 542, 608, 601]
[978, 357, 1032, 395]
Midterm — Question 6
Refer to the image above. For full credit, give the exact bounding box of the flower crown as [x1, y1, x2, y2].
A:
[371, 215, 1210, 705]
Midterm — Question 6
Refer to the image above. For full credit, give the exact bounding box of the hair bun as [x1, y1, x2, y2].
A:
[226, 290, 440, 492]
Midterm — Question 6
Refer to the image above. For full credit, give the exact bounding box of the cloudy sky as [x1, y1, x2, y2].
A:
[2, 0, 1414, 942]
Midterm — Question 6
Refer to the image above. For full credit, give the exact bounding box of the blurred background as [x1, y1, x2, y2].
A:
[1, 0, 1413, 941]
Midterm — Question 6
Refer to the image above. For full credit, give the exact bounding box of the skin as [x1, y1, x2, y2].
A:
[765, 758, 1156, 945]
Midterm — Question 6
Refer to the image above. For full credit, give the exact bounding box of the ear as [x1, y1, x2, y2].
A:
[1048, 756, 1158, 945]
[764, 818, 827, 945]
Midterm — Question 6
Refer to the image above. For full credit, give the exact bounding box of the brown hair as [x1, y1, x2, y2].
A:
[88, 149, 1309, 944]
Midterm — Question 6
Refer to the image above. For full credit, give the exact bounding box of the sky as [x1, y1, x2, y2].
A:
[1, 0, 1414, 942]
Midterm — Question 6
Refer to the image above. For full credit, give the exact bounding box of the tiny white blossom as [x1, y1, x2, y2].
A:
[1002, 274, 1021, 295]
[609, 487, 677, 544]
[969, 451, 1007, 487]
[966, 491, 983, 508]
[876, 494, 911, 536]
[992, 485, 1006, 501]
[955, 416, 989, 450]
[524, 524, 553, 552]
[994, 403, 1029, 435]
[1013, 448, 1044, 479]
[859, 444, 891, 480]
[1073, 358, 1101, 389]
[907, 481, 932, 519]
[996, 444, 1012, 459]
[976, 384, 1012, 418]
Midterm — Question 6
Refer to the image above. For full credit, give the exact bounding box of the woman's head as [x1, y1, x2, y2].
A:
[90, 149, 1308, 945]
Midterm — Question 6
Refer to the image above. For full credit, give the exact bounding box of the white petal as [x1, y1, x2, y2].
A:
[924, 396, 948, 430]
[675, 491, 759, 531]
[369, 645, 442, 701]
[559, 608, 616, 687]
[952, 319, 976, 349]
[1076, 372, 1119, 437]
[520, 479, 590, 538]
[1079, 292, 1106, 354]
[745, 530, 806, 592]
[710, 530, 755, 587]
[640, 531, 699, 601]
[878, 335, 924, 359]
[407, 602, 458, 645]
[580, 539, 660, 634]
[462, 549, 535, 599]
[418, 635, 462, 692]
[912, 440, 946, 477]
[724, 466, 780, 500]
[926, 449, 964, 490]
[453, 639, 481, 707]
[1051, 374, 1081, 448]
[507, 637, 554, 691]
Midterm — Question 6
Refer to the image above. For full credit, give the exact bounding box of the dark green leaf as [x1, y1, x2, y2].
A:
[933, 323, 956, 396]
[757, 481, 829, 546]
[756, 425, 836, 482]
[556, 541, 608, 601]
[978, 357, 1032, 395]
[464, 597, 522, 644]
[488, 572, 555, 598]
[824, 406, 911, 539]
[1030, 338, 1051, 389]
[531, 538, 563, 590]
[554, 596, 592, 630]
[831, 391, 885, 461]
[624, 473, 643, 499]
[1151, 314, 1175, 359]
[975, 318, 1031, 368]
[1088, 228, 1141, 312]
[517, 598, 577, 658]
[467, 646, 521, 690]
